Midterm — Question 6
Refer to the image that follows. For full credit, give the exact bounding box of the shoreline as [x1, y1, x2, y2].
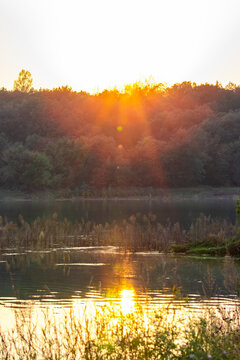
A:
[0, 187, 239, 202]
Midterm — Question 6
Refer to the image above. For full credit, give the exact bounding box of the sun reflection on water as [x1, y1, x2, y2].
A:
[1, 285, 239, 360]
[120, 289, 135, 315]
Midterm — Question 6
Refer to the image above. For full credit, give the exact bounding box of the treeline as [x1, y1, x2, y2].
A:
[0, 81, 240, 193]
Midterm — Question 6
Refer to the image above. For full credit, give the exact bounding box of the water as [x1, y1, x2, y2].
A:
[0, 198, 239, 334]
[0, 247, 239, 312]
[1, 247, 239, 358]
[0, 198, 236, 227]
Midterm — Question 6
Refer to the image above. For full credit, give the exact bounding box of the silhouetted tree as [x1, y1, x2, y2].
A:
[13, 69, 33, 92]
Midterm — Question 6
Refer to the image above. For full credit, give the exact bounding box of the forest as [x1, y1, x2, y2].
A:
[0, 77, 240, 193]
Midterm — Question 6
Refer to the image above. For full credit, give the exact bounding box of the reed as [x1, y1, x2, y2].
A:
[0, 213, 237, 252]
[0, 301, 240, 359]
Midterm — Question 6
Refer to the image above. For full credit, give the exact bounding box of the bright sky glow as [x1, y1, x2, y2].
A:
[0, 0, 240, 92]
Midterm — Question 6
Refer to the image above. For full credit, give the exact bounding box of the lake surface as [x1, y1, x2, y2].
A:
[0, 247, 240, 329]
[0, 198, 239, 333]
[0, 198, 237, 227]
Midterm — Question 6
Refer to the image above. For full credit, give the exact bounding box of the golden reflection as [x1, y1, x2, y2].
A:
[1, 294, 239, 360]
[120, 289, 135, 314]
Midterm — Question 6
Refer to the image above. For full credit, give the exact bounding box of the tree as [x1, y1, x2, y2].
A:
[161, 141, 206, 187]
[46, 138, 86, 188]
[13, 69, 33, 92]
[1, 144, 52, 190]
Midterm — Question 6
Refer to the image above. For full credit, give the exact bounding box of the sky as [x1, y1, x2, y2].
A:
[0, 0, 240, 93]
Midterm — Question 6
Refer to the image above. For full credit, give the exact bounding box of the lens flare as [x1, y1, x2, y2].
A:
[117, 125, 123, 132]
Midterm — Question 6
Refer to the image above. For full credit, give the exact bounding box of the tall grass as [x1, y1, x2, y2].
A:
[0, 213, 237, 252]
[0, 301, 240, 359]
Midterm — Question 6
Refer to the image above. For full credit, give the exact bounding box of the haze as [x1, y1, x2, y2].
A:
[0, 0, 240, 92]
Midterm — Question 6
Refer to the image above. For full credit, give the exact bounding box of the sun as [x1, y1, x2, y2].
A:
[1, 0, 240, 91]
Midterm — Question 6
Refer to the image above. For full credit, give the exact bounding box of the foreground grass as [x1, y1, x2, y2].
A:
[0, 302, 240, 359]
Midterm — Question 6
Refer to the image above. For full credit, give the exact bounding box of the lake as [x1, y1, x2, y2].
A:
[0, 198, 237, 227]
[0, 247, 240, 331]
[0, 198, 239, 335]
[1, 246, 239, 306]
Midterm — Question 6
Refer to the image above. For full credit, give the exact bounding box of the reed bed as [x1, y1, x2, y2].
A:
[0, 213, 237, 252]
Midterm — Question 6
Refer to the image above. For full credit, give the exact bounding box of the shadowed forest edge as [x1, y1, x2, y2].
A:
[1, 76, 240, 193]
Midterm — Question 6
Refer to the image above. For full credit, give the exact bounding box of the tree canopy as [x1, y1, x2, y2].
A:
[1, 78, 240, 192]
[13, 69, 33, 92]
